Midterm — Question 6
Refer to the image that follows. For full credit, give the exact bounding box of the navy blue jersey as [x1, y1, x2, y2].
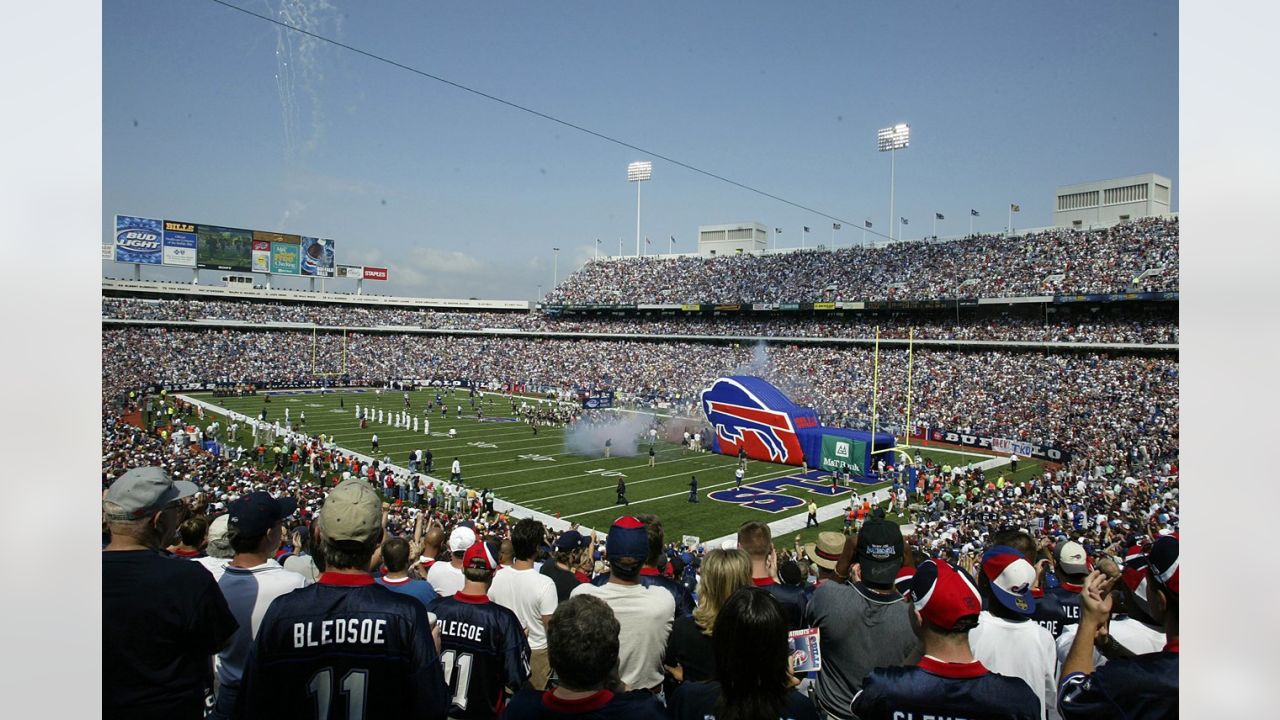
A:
[754, 578, 806, 631]
[639, 569, 696, 618]
[1058, 648, 1178, 719]
[852, 657, 1041, 720]
[235, 573, 448, 719]
[503, 688, 668, 720]
[428, 592, 531, 719]
[1039, 584, 1083, 638]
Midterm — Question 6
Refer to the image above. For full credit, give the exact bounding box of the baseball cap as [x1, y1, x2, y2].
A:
[1147, 533, 1179, 595]
[906, 559, 983, 631]
[448, 526, 477, 553]
[856, 518, 905, 586]
[317, 479, 382, 544]
[104, 466, 198, 520]
[227, 491, 297, 538]
[554, 530, 590, 553]
[463, 540, 498, 571]
[805, 531, 845, 571]
[981, 546, 1037, 615]
[1055, 540, 1090, 576]
[606, 516, 649, 561]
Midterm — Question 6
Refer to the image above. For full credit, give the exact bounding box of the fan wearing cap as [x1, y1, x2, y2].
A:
[429, 525, 478, 598]
[1058, 534, 1178, 719]
[803, 519, 920, 720]
[1034, 540, 1089, 640]
[967, 546, 1059, 720]
[206, 492, 310, 720]
[104, 467, 240, 720]
[570, 517, 675, 691]
[852, 559, 1041, 720]
[803, 531, 845, 586]
[235, 478, 449, 719]
[541, 530, 592, 602]
[428, 540, 532, 719]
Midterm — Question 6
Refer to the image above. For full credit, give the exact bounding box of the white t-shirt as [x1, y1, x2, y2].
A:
[968, 610, 1059, 720]
[1055, 616, 1166, 669]
[427, 561, 465, 598]
[487, 566, 558, 650]
[210, 561, 311, 687]
[570, 580, 674, 691]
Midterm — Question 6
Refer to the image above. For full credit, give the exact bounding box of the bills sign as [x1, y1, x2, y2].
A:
[701, 376, 811, 465]
[927, 428, 1068, 463]
[162, 221, 197, 267]
[709, 470, 853, 513]
[114, 215, 163, 264]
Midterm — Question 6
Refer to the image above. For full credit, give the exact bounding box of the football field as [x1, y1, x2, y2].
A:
[185, 387, 1044, 545]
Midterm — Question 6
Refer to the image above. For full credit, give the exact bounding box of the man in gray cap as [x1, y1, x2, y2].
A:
[103, 467, 239, 720]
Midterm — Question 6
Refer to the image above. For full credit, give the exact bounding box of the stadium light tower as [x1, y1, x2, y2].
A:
[627, 161, 652, 256]
[877, 123, 910, 242]
[553, 247, 560, 286]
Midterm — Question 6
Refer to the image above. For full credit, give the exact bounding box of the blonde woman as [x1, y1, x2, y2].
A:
[663, 547, 752, 683]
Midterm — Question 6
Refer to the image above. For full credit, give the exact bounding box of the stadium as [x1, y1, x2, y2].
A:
[96, 4, 1183, 720]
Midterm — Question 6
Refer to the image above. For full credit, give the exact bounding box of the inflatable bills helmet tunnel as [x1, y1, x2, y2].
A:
[700, 375, 895, 479]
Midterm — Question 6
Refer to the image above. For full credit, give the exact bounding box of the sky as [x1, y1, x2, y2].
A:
[103, 0, 1178, 300]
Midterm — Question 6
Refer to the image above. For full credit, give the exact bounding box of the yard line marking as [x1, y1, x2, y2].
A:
[560, 467, 799, 520]
[514, 460, 743, 504]
[485, 451, 716, 488]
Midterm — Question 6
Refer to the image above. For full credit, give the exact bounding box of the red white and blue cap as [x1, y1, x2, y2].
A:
[981, 545, 1037, 615]
[462, 540, 498, 571]
[1147, 533, 1179, 595]
[606, 516, 649, 560]
[905, 559, 983, 631]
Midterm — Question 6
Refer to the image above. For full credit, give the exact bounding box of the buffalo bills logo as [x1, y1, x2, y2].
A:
[701, 377, 808, 465]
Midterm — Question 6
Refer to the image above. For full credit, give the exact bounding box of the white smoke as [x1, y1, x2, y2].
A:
[564, 411, 654, 458]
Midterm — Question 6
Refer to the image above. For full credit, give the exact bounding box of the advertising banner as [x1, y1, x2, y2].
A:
[270, 241, 301, 275]
[300, 237, 336, 277]
[582, 391, 615, 409]
[114, 215, 163, 264]
[992, 437, 1035, 458]
[812, 302, 836, 310]
[251, 240, 271, 273]
[161, 221, 197, 267]
[362, 266, 388, 281]
[927, 428, 1069, 463]
[336, 265, 363, 278]
[196, 225, 253, 271]
[819, 434, 865, 472]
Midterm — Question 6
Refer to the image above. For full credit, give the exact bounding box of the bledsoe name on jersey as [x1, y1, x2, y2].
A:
[292, 618, 388, 648]
[440, 619, 486, 643]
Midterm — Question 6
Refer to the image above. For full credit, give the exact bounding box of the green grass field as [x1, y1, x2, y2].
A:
[185, 387, 1044, 545]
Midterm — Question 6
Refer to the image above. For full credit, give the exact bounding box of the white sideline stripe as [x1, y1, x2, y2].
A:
[517, 461, 738, 505]
[560, 467, 800, 520]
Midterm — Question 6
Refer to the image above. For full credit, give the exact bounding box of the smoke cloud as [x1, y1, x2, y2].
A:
[564, 411, 655, 458]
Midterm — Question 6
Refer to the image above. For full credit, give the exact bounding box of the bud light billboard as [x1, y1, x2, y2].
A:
[300, 237, 335, 277]
[114, 215, 163, 264]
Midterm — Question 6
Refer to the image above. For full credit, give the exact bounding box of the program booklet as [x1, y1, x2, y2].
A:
[788, 627, 821, 673]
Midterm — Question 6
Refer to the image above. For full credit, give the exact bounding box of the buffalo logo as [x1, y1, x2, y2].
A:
[701, 377, 804, 464]
[116, 229, 161, 251]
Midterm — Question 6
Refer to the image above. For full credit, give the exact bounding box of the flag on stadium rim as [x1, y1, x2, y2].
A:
[1010, 203, 1021, 212]
[832, 223, 841, 230]
[670, 235, 676, 243]
[970, 209, 980, 216]
[645, 237, 651, 245]
[803, 226, 810, 232]
[864, 220, 873, 228]
[935, 212, 944, 220]
[900, 217, 909, 225]
[775, 227, 783, 234]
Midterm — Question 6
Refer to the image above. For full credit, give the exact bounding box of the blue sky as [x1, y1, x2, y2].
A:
[103, 0, 1177, 300]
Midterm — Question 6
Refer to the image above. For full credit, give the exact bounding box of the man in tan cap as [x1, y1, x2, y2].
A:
[236, 479, 448, 718]
[805, 531, 846, 586]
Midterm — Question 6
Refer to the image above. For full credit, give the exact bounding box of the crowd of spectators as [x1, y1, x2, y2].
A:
[103, 296, 1178, 344]
[546, 218, 1178, 304]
